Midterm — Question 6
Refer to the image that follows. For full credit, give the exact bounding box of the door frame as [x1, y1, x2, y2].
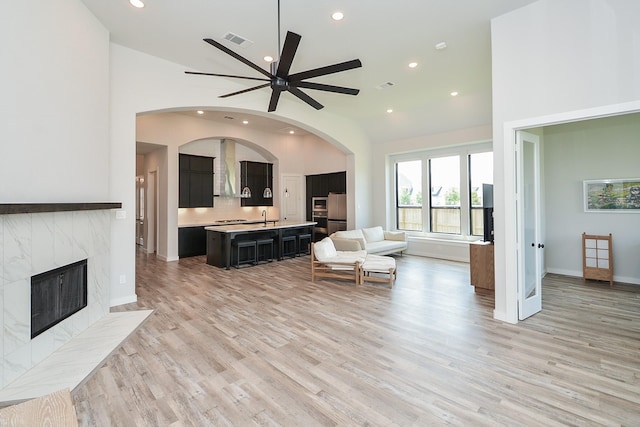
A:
[498, 100, 640, 324]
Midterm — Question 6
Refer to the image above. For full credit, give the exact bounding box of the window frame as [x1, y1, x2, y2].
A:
[390, 142, 492, 241]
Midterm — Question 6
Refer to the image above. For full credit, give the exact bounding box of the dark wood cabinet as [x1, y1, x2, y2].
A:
[240, 161, 273, 207]
[178, 226, 207, 258]
[305, 171, 346, 220]
[179, 154, 214, 208]
[328, 171, 346, 194]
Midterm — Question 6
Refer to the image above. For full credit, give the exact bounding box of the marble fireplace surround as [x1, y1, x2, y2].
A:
[0, 203, 151, 403]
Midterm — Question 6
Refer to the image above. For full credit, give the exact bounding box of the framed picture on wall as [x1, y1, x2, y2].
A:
[583, 178, 640, 212]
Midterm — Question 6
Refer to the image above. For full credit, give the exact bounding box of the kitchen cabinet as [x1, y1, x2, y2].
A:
[305, 171, 346, 220]
[178, 226, 207, 258]
[179, 154, 214, 208]
[240, 161, 273, 207]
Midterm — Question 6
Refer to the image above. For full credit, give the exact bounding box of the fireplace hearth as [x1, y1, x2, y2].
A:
[31, 259, 88, 339]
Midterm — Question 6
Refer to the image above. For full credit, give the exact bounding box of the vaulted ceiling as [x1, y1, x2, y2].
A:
[82, 0, 538, 144]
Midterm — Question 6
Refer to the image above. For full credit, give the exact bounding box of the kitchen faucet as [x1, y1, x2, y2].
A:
[262, 209, 267, 225]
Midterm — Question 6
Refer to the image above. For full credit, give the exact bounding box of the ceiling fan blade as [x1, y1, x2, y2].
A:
[276, 31, 301, 77]
[290, 81, 359, 95]
[203, 38, 274, 79]
[184, 71, 270, 82]
[288, 59, 362, 82]
[268, 88, 284, 112]
[288, 87, 324, 110]
[219, 83, 271, 98]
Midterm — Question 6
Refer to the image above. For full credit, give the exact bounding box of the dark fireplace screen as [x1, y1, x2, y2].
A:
[31, 259, 88, 339]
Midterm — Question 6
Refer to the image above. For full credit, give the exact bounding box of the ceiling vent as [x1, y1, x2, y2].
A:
[376, 81, 395, 90]
[222, 32, 254, 48]
[223, 115, 235, 120]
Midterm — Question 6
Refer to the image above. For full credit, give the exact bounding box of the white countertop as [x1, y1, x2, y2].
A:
[204, 220, 316, 233]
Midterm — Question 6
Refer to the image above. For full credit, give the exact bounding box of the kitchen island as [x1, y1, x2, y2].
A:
[205, 221, 316, 269]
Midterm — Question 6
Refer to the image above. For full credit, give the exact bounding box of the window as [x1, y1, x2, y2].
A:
[469, 152, 494, 236]
[429, 155, 460, 234]
[392, 144, 492, 239]
[396, 160, 422, 231]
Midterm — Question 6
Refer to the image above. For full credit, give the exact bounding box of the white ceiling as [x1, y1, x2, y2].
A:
[81, 0, 538, 144]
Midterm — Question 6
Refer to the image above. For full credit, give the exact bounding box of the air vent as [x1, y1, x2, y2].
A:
[222, 32, 254, 48]
[223, 115, 235, 120]
[376, 81, 395, 90]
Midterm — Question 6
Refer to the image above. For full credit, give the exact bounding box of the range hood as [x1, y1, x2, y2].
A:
[217, 139, 241, 198]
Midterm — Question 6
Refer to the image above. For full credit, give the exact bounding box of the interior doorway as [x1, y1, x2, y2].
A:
[135, 175, 145, 246]
[146, 170, 158, 254]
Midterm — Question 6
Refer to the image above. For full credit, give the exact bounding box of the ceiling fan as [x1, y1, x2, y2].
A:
[185, 0, 362, 112]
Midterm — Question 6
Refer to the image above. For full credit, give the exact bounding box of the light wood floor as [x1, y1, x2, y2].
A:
[72, 251, 640, 426]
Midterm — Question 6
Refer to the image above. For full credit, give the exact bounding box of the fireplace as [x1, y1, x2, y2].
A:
[31, 259, 88, 339]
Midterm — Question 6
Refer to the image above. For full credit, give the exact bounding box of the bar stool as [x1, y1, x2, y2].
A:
[297, 233, 312, 256]
[281, 235, 297, 259]
[233, 240, 256, 268]
[256, 238, 274, 263]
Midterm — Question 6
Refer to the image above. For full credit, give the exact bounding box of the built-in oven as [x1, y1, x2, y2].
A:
[311, 197, 328, 235]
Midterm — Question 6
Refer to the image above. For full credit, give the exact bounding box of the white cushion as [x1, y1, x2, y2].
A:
[384, 230, 406, 242]
[330, 237, 364, 251]
[329, 250, 367, 269]
[362, 254, 396, 273]
[313, 237, 337, 262]
[362, 226, 385, 243]
[332, 229, 365, 240]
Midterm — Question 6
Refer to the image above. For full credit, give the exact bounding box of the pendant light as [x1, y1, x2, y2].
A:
[263, 163, 273, 199]
[241, 161, 251, 198]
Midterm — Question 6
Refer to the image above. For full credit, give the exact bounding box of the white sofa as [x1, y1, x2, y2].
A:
[330, 226, 407, 256]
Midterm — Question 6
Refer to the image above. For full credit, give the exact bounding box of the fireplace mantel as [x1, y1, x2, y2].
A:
[0, 202, 121, 215]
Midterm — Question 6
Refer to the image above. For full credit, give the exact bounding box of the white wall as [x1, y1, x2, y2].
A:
[0, 0, 110, 202]
[491, 0, 640, 322]
[109, 44, 372, 303]
[543, 113, 640, 284]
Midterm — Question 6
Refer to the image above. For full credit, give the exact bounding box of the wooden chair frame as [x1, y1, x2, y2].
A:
[311, 243, 362, 286]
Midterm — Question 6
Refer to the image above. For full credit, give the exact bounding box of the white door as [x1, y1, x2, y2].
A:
[281, 174, 303, 221]
[517, 131, 543, 320]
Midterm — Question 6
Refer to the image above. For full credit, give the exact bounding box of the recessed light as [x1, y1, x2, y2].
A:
[242, 120, 249, 124]
[435, 41, 447, 50]
[264, 55, 274, 62]
[129, 0, 144, 8]
[450, 91, 459, 97]
[289, 130, 295, 134]
[332, 11, 344, 21]
[408, 62, 418, 68]
[196, 110, 204, 115]
[386, 108, 393, 113]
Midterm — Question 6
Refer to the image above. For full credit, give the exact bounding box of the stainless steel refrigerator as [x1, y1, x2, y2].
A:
[327, 192, 347, 234]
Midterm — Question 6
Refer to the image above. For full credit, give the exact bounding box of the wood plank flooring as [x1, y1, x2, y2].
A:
[72, 252, 640, 426]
